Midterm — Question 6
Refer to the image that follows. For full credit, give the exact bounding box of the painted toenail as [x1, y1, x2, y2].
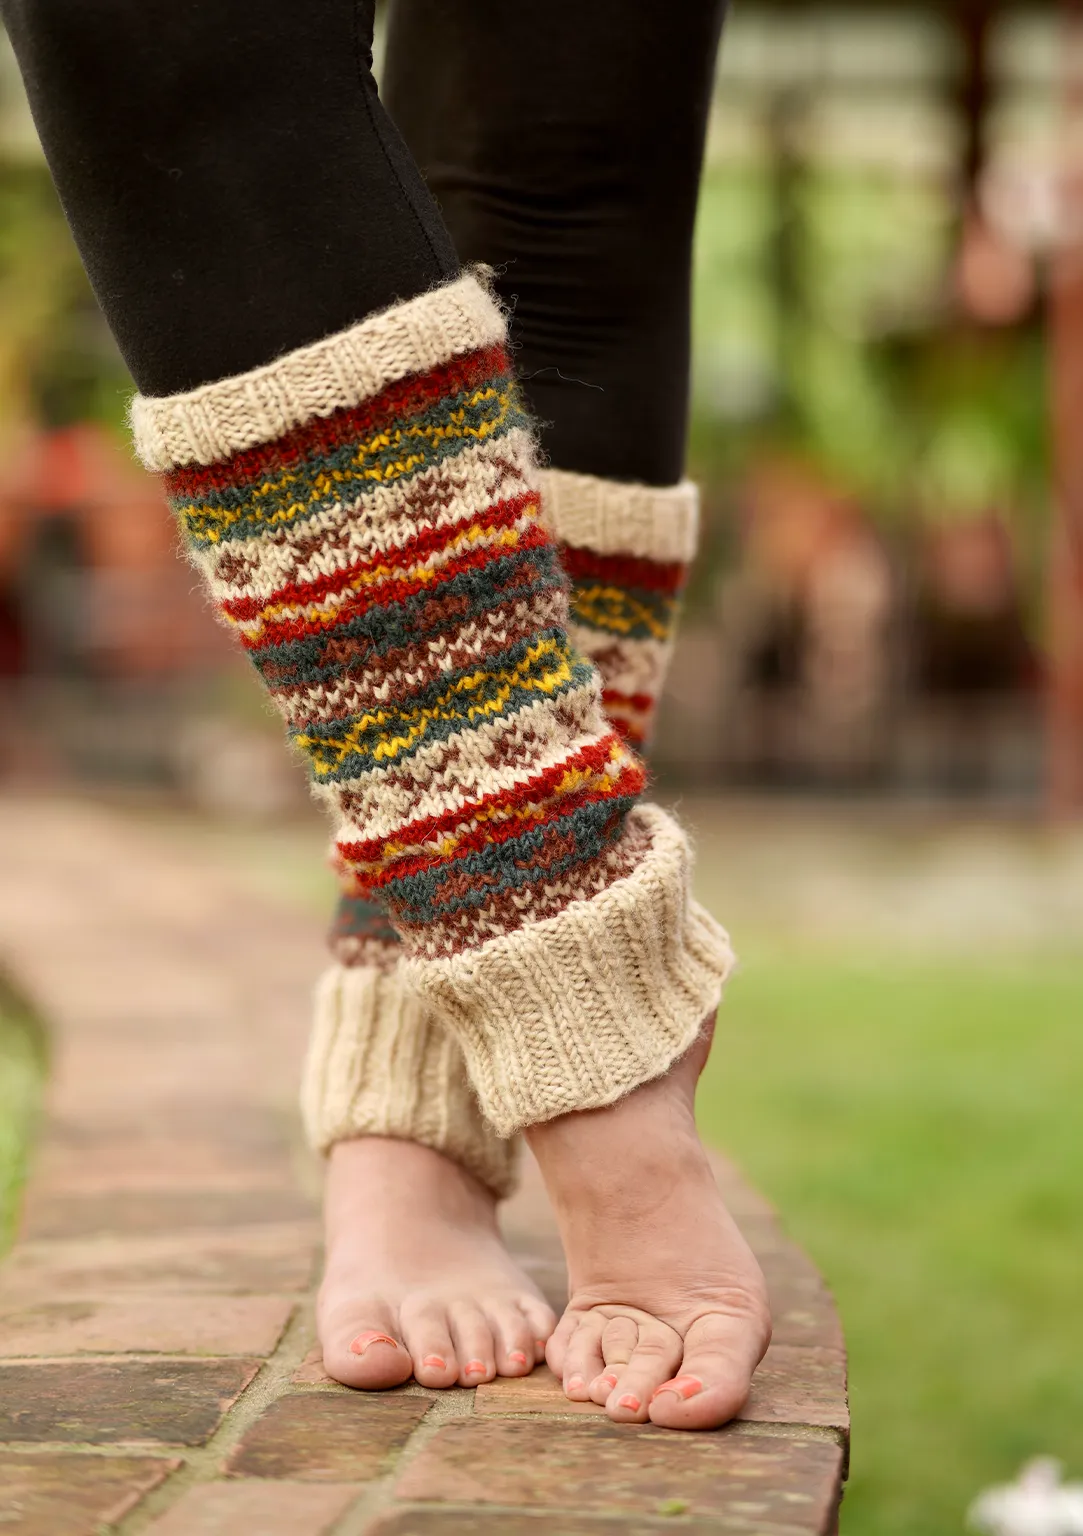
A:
[567, 1375, 585, 1392]
[652, 1375, 703, 1402]
[618, 1393, 641, 1411]
[509, 1351, 528, 1366]
[422, 1355, 447, 1370]
[600, 1373, 617, 1388]
[465, 1360, 487, 1377]
[349, 1331, 399, 1356]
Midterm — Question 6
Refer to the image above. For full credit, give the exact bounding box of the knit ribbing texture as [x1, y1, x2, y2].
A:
[138, 273, 732, 1134]
[303, 963, 519, 1197]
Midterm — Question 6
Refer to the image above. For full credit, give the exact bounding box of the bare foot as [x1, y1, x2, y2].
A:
[318, 1137, 556, 1391]
[525, 1023, 771, 1430]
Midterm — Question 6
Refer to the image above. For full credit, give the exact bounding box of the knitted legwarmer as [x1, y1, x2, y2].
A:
[312, 468, 699, 1190]
[542, 467, 698, 752]
[134, 272, 732, 1137]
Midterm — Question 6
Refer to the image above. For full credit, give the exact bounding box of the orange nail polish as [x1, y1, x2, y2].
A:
[600, 1373, 617, 1389]
[465, 1359, 487, 1377]
[618, 1393, 641, 1411]
[422, 1354, 447, 1370]
[567, 1375, 585, 1392]
[652, 1374, 703, 1402]
[349, 1330, 398, 1356]
[509, 1351, 528, 1366]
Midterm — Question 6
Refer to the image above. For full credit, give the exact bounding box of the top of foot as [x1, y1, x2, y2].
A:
[318, 1136, 556, 1391]
[526, 1024, 772, 1430]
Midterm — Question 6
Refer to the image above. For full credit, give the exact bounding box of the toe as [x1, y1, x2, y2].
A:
[544, 1307, 578, 1379]
[402, 1306, 459, 1389]
[588, 1314, 637, 1404]
[589, 1368, 618, 1405]
[520, 1296, 558, 1362]
[606, 1317, 683, 1424]
[560, 1312, 606, 1401]
[449, 1305, 497, 1386]
[491, 1305, 538, 1377]
[648, 1310, 768, 1430]
[319, 1301, 413, 1391]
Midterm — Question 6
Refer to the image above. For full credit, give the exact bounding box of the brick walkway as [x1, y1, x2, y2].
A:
[0, 797, 848, 1535]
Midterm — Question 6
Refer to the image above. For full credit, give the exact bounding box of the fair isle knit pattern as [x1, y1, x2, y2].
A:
[326, 468, 699, 959]
[539, 468, 698, 753]
[136, 273, 733, 1134]
[314, 468, 698, 1179]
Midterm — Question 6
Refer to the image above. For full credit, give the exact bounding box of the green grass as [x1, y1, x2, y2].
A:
[697, 943, 1083, 1536]
[0, 972, 46, 1255]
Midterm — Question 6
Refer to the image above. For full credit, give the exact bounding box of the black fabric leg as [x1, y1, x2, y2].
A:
[0, 0, 459, 395]
[382, 1, 729, 486]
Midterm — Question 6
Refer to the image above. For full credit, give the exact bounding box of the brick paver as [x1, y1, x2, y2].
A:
[224, 1393, 433, 1480]
[0, 1359, 260, 1444]
[0, 1452, 180, 1536]
[0, 797, 848, 1533]
[143, 1481, 362, 1535]
[0, 1295, 294, 1357]
[367, 1516, 816, 1536]
[0, 1225, 318, 1302]
[395, 1419, 843, 1524]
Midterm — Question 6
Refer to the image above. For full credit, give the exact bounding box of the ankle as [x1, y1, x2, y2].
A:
[326, 1136, 499, 1229]
[525, 1079, 706, 1211]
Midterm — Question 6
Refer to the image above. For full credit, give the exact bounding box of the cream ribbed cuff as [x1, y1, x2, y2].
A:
[303, 964, 520, 1198]
[538, 468, 700, 563]
[131, 271, 503, 471]
[404, 805, 734, 1137]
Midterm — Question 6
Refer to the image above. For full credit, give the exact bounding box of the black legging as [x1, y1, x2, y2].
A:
[1, 0, 726, 484]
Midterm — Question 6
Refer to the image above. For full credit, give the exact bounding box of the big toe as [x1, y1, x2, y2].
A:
[647, 1310, 769, 1430]
[319, 1300, 413, 1390]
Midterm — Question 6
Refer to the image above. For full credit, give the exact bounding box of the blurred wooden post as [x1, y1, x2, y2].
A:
[957, 0, 991, 200]
[1049, 1, 1083, 815]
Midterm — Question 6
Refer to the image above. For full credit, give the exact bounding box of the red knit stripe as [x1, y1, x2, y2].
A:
[336, 732, 642, 869]
[237, 520, 554, 651]
[560, 545, 687, 595]
[613, 722, 647, 748]
[166, 343, 512, 498]
[350, 765, 646, 890]
[601, 688, 655, 713]
[222, 491, 539, 622]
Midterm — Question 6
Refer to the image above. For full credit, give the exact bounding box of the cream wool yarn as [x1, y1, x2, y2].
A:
[131, 271, 503, 471]
[140, 273, 734, 1144]
[538, 467, 700, 566]
[303, 964, 519, 1197]
[407, 804, 732, 1136]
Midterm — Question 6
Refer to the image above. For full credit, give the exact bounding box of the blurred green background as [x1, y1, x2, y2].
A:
[1, 7, 1080, 1536]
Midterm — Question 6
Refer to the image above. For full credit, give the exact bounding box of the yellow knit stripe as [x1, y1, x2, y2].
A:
[350, 741, 633, 872]
[184, 385, 517, 543]
[296, 634, 580, 775]
[572, 583, 672, 642]
[234, 519, 530, 642]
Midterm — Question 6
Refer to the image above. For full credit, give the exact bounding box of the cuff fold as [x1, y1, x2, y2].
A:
[538, 468, 699, 563]
[302, 963, 520, 1198]
[406, 805, 734, 1136]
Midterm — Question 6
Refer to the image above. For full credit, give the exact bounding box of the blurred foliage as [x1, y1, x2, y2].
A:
[691, 152, 1048, 551]
[0, 160, 129, 448]
[0, 969, 45, 1255]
